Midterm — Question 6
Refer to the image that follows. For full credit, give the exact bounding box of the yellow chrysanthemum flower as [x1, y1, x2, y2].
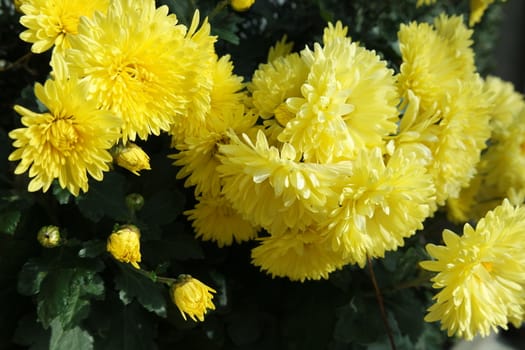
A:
[251, 227, 345, 282]
[429, 78, 491, 206]
[421, 199, 525, 340]
[185, 194, 258, 247]
[446, 78, 525, 222]
[250, 52, 309, 120]
[169, 12, 218, 143]
[267, 35, 294, 63]
[173, 134, 224, 197]
[483, 75, 525, 140]
[170, 275, 216, 322]
[397, 14, 476, 114]
[8, 56, 120, 196]
[218, 130, 343, 235]
[325, 147, 435, 267]
[18, 0, 109, 53]
[112, 143, 151, 176]
[469, 0, 496, 26]
[482, 108, 525, 195]
[63, 0, 195, 142]
[322, 21, 348, 45]
[171, 53, 256, 196]
[106, 225, 142, 269]
[281, 36, 399, 162]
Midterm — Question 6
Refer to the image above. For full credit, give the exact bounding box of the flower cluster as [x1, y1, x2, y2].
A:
[212, 15, 490, 281]
[10, 0, 525, 339]
[11, 0, 220, 195]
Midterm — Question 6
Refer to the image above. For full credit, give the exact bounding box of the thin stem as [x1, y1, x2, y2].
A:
[389, 272, 433, 292]
[0, 51, 34, 73]
[367, 256, 397, 350]
[208, 0, 228, 20]
[134, 267, 175, 286]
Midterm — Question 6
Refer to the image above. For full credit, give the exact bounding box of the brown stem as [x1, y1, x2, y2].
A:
[367, 256, 397, 350]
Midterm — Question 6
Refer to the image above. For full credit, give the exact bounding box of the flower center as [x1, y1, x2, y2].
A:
[49, 117, 79, 154]
[110, 59, 151, 85]
[481, 261, 493, 273]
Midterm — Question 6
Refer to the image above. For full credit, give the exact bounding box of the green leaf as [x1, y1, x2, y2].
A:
[75, 172, 128, 222]
[78, 240, 106, 259]
[140, 190, 184, 226]
[226, 310, 262, 346]
[389, 290, 425, 342]
[49, 318, 93, 350]
[114, 263, 167, 317]
[0, 209, 21, 235]
[37, 268, 104, 329]
[160, 0, 195, 25]
[17, 258, 50, 296]
[12, 313, 50, 350]
[52, 183, 71, 205]
[94, 299, 158, 350]
[210, 12, 242, 45]
[414, 321, 447, 350]
[212, 27, 240, 45]
[333, 296, 387, 345]
[142, 232, 204, 264]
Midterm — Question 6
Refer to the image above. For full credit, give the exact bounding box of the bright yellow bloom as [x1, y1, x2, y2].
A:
[230, 0, 255, 12]
[107, 225, 142, 269]
[397, 14, 476, 114]
[171, 54, 256, 196]
[267, 35, 294, 63]
[421, 199, 525, 340]
[483, 76, 525, 140]
[8, 55, 121, 196]
[446, 78, 525, 222]
[469, 0, 496, 26]
[170, 275, 216, 322]
[64, 0, 195, 142]
[169, 12, 218, 143]
[416, 0, 436, 6]
[251, 226, 345, 282]
[18, 0, 109, 53]
[112, 143, 151, 176]
[173, 134, 224, 197]
[249, 52, 308, 120]
[429, 78, 491, 206]
[186, 194, 258, 247]
[322, 21, 349, 45]
[482, 108, 525, 195]
[325, 147, 435, 267]
[218, 130, 343, 236]
[397, 15, 491, 207]
[282, 33, 399, 162]
[37, 225, 61, 248]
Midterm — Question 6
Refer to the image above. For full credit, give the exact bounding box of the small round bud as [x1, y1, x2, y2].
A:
[126, 193, 145, 212]
[37, 225, 61, 248]
[112, 143, 151, 176]
[230, 0, 255, 12]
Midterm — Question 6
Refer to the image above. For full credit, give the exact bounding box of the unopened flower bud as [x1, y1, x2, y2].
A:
[37, 225, 61, 248]
[107, 224, 141, 269]
[230, 0, 255, 12]
[125, 193, 145, 212]
[112, 143, 151, 176]
[170, 274, 216, 322]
